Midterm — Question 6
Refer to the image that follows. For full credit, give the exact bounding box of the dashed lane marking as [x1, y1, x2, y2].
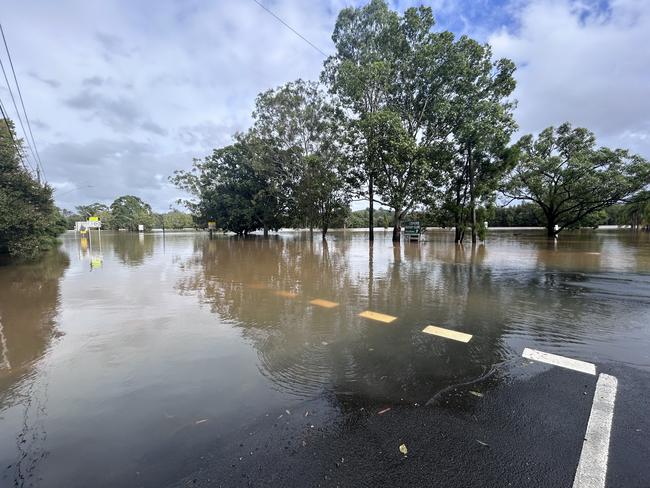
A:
[310, 299, 339, 309]
[522, 348, 596, 375]
[422, 325, 472, 343]
[359, 311, 397, 323]
[274, 290, 298, 298]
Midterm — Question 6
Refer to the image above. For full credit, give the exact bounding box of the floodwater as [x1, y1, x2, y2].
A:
[0, 229, 649, 487]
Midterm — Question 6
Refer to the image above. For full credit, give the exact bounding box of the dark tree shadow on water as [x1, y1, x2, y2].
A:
[0, 250, 69, 488]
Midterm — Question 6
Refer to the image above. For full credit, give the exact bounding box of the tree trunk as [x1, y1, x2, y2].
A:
[368, 174, 374, 242]
[392, 209, 401, 242]
[468, 146, 477, 244]
[546, 220, 556, 238]
[454, 179, 464, 244]
[455, 226, 464, 243]
[321, 226, 328, 240]
[263, 224, 269, 238]
[309, 225, 314, 239]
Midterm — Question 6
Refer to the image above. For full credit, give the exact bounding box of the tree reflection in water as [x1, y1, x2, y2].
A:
[0, 250, 69, 487]
[175, 235, 513, 407]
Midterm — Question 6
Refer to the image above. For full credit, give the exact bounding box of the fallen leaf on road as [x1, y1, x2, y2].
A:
[399, 444, 408, 456]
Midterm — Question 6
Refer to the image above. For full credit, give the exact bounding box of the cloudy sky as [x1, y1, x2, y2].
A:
[1, 0, 648, 211]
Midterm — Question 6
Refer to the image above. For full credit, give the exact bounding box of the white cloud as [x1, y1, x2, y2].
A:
[489, 0, 650, 157]
[1, 0, 342, 210]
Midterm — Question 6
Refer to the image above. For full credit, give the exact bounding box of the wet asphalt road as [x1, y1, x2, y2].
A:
[166, 358, 649, 488]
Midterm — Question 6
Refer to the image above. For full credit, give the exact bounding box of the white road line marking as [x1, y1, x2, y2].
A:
[573, 373, 618, 488]
[0, 314, 10, 370]
[422, 325, 472, 343]
[522, 348, 596, 375]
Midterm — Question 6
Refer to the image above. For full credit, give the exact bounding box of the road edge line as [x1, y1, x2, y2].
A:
[573, 373, 618, 488]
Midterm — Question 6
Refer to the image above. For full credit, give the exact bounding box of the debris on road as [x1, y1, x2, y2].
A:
[378, 407, 391, 415]
[470, 391, 484, 397]
[399, 444, 408, 456]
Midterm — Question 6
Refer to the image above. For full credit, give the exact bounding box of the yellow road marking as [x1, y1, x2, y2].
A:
[274, 290, 298, 298]
[422, 325, 472, 343]
[359, 310, 397, 323]
[248, 283, 268, 289]
[310, 299, 339, 308]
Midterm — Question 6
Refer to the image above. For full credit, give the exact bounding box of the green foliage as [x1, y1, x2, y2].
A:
[172, 134, 287, 235]
[491, 203, 542, 227]
[438, 36, 518, 243]
[253, 80, 351, 238]
[324, 0, 516, 242]
[109, 195, 155, 231]
[161, 0, 646, 242]
[162, 210, 194, 229]
[504, 123, 650, 237]
[618, 191, 650, 229]
[0, 120, 65, 259]
[74, 202, 113, 228]
[173, 81, 352, 238]
[324, 1, 440, 240]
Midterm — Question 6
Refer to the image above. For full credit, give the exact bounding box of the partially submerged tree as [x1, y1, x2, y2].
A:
[359, 109, 435, 241]
[440, 37, 517, 243]
[0, 119, 65, 259]
[323, 0, 398, 241]
[171, 134, 288, 236]
[325, 1, 516, 243]
[504, 123, 650, 237]
[109, 195, 155, 231]
[252, 80, 351, 239]
[618, 190, 650, 231]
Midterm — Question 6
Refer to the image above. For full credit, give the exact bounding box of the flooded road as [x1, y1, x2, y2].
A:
[0, 229, 649, 487]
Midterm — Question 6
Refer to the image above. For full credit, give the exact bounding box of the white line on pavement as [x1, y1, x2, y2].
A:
[573, 373, 618, 488]
[522, 348, 596, 375]
[0, 314, 10, 370]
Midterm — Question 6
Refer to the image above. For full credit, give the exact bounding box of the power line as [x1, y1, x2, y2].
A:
[0, 95, 31, 172]
[0, 54, 39, 177]
[250, 0, 328, 57]
[0, 23, 45, 182]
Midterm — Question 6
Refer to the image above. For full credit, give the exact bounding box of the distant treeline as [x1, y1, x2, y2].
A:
[490, 202, 648, 228]
[347, 203, 648, 229]
[61, 196, 194, 231]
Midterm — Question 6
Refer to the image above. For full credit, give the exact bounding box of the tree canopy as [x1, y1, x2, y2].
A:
[503, 123, 650, 237]
[109, 195, 155, 231]
[167, 0, 648, 241]
[0, 119, 65, 259]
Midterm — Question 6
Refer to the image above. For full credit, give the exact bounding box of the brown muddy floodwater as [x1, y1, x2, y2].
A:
[0, 229, 649, 487]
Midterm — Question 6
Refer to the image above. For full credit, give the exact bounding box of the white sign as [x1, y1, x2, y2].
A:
[75, 220, 101, 231]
